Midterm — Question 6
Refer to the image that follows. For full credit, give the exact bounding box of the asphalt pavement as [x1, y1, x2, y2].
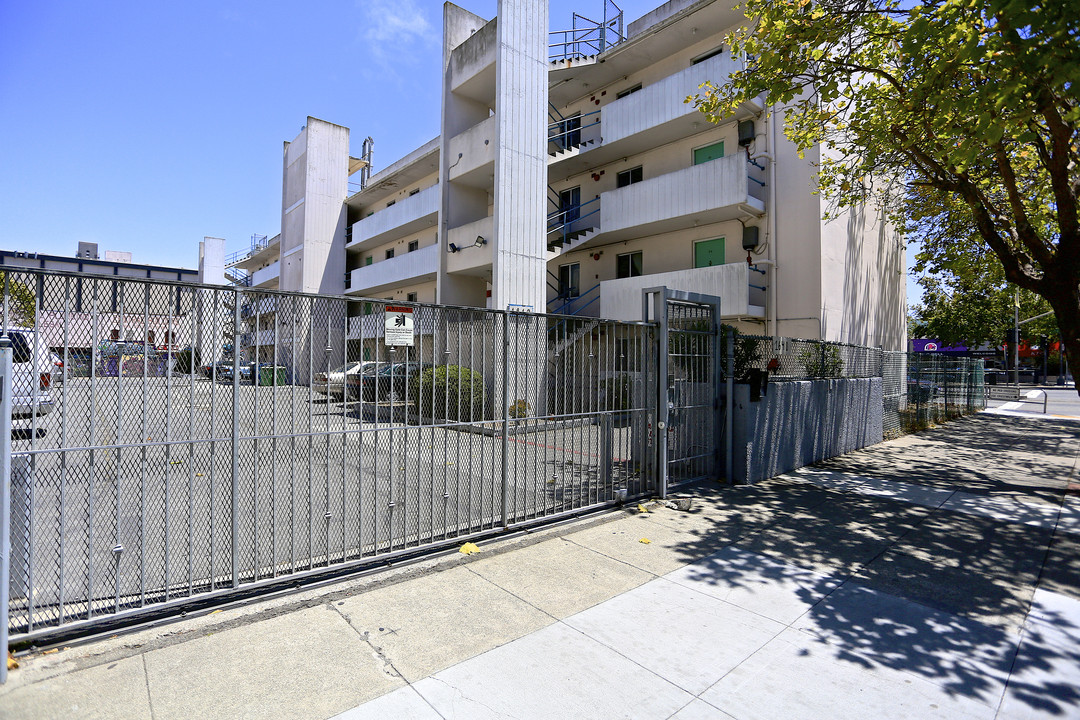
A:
[2, 410, 1079, 719]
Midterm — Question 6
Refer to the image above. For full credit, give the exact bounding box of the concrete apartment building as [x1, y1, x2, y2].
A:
[227, 0, 906, 355]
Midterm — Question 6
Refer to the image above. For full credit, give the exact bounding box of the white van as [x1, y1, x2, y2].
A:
[5, 328, 55, 421]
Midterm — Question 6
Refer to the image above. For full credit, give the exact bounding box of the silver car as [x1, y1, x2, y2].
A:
[313, 361, 373, 398]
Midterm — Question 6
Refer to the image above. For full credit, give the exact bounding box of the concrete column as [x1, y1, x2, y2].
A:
[491, 0, 548, 314]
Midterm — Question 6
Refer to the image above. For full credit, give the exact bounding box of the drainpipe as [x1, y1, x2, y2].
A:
[751, 107, 780, 337]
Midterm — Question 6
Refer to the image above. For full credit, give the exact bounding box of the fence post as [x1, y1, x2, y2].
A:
[0, 338, 12, 683]
[725, 327, 734, 484]
[915, 355, 922, 423]
[501, 313, 509, 528]
[231, 289, 240, 588]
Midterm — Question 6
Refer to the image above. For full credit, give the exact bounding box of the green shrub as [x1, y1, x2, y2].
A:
[412, 365, 486, 421]
[717, 324, 762, 382]
[800, 343, 844, 378]
[508, 399, 531, 418]
[173, 346, 201, 375]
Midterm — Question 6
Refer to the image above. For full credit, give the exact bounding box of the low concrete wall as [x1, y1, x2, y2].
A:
[733, 378, 883, 484]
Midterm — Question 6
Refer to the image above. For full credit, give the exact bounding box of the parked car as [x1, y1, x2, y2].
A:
[346, 362, 432, 402]
[314, 361, 373, 398]
[4, 328, 55, 422]
[48, 352, 67, 386]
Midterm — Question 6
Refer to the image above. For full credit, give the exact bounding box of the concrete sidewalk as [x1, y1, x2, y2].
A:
[3, 411, 1080, 719]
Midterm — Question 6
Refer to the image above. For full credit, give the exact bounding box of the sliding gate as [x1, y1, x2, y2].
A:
[643, 288, 722, 495]
[1, 268, 658, 644]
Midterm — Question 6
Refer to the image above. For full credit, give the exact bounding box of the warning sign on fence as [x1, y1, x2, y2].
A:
[384, 306, 414, 347]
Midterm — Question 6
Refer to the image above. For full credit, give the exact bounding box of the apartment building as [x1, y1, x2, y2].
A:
[228, 0, 906, 353]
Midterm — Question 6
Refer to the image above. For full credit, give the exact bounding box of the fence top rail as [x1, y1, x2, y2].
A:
[1, 266, 658, 329]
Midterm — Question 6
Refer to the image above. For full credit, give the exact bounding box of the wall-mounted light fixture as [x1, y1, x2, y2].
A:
[474, 236, 487, 248]
[448, 243, 459, 253]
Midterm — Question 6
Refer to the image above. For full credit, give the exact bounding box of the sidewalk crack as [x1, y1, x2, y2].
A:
[328, 603, 405, 681]
[141, 653, 156, 720]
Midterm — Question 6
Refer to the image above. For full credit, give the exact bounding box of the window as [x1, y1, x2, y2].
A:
[617, 251, 642, 279]
[694, 237, 726, 268]
[558, 263, 580, 298]
[409, 188, 420, 196]
[693, 141, 725, 165]
[557, 113, 581, 149]
[408, 239, 419, 253]
[616, 84, 641, 99]
[691, 47, 723, 65]
[365, 256, 373, 266]
[616, 166, 643, 188]
[386, 200, 396, 208]
[385, 248, 395, 260]
[407, 292, 417, 302]
[559, 186, 580, 224]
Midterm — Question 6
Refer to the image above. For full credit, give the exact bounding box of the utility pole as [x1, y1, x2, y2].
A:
[1013, 289, 1020, 388]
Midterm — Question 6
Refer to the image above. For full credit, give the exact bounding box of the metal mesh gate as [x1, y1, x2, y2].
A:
[1, 269, 658, 642]
[643, 288, 721, 493]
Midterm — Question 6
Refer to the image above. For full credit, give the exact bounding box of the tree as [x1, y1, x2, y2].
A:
[689, 0, 1080, 391]
[0, 272, 37, 328]
[908, 185, 1057, 347]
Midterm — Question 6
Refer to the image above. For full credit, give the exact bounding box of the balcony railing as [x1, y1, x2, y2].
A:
[549, 1, 625, 61]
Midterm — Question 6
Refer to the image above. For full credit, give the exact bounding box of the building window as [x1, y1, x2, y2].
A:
[691, 47, 723, 65]
[365, 256, 373, 266]
[385, 248, 395, 260]
[694, 237, 726, 268]
[409, 188, 420, 196]
[617, 251, 642, 279]
[693, 141, 725, 165]
[558, 186, 580, 224]
[386, 200, 396, 208]
[408, 239, 419, 253]
[558, 263, 580, 298]
[407, 292, 417, 302]
[616, 84, 642, 99]
[556, 113, 581, 149]
[616, 166, 643, 188]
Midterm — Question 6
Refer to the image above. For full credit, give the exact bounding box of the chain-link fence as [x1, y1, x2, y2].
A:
[882, 351, 985, 438]
[725, 332, 883, 381]
[1, 268, 657, 642]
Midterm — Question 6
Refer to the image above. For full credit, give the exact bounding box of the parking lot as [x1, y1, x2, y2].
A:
[9, 374, 646, 635]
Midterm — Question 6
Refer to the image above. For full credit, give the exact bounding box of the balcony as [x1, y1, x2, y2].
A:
[446, 217, 494, 276]
[252, 261, 280, 289]
[554, 155, 764, 256]
[348, 184, 439, 252]
[346, 243, 438, 296]
[548, 53, 760, 179]
[447, 116, 496, 188]
[599, 263, 766, 323]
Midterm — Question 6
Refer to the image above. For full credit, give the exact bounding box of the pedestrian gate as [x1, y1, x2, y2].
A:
[643, 288, 723, 495]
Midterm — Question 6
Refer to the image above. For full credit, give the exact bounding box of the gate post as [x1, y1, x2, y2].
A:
[0, 337, 12, 683]
[725, 327, 735, 484]
[651, 291, 669, 498]
[231, 289, 240, 588]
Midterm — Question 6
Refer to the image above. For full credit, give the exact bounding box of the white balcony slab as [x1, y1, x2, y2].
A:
[346, 243, 437, 296]
[447, 115, 496, 188]
[347, 185, 438, 252]
[600, 262, 764, 322]
[446, 216, 494, 276]
[252, 260, 280, 288]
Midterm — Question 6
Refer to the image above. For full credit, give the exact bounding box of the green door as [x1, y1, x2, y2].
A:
[693, 140, 725, 165]
[694, 238, 725, 267]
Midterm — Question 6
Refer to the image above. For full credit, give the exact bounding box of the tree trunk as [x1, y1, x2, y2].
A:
[1042, 279, 1080, 396]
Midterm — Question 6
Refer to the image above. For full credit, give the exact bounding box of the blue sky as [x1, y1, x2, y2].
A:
[1, 0, 921, 308]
